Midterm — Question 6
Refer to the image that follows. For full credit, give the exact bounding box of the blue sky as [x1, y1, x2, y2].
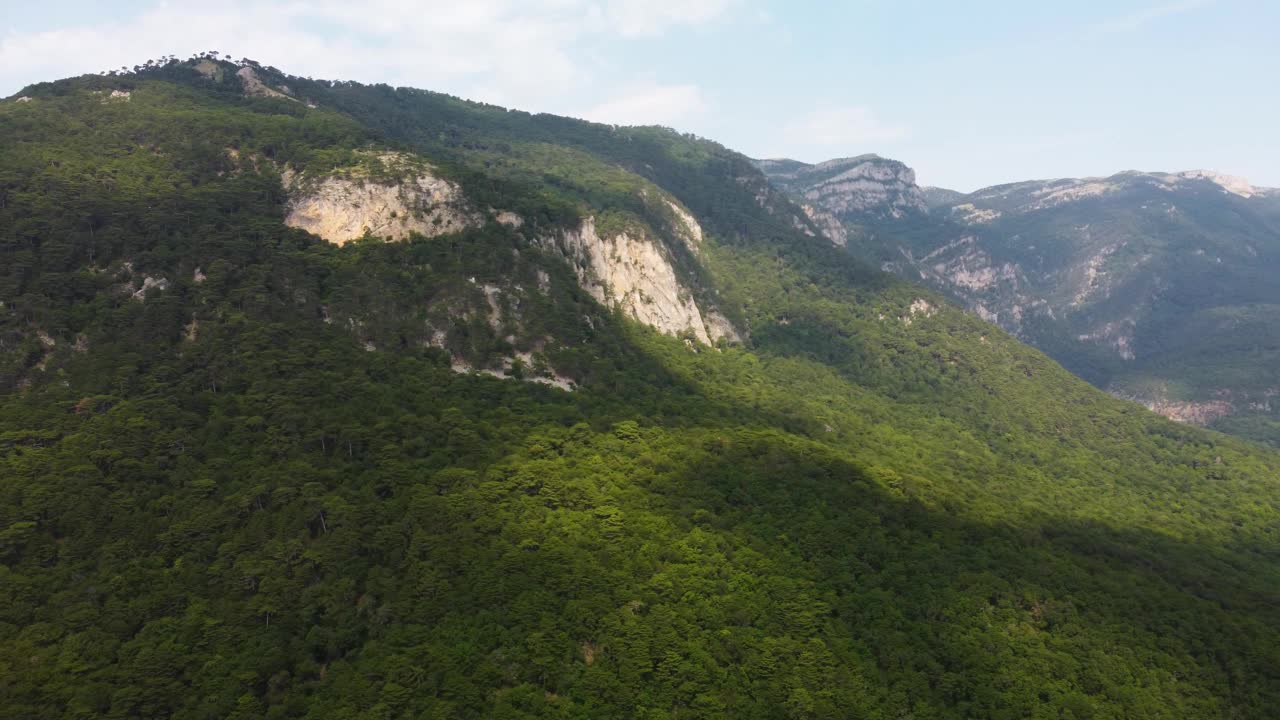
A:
[2, 0, 1275, 190]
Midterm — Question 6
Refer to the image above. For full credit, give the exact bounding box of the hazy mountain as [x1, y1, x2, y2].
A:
[761, 157, 1280, 445]
[920, 185, 967, 208]
[4, 55, 1280, 718]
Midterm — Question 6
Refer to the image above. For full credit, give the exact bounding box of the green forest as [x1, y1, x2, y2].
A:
[2, 56, 1280, 719]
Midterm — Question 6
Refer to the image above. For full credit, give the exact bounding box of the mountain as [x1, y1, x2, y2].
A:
[760, 157, 1280, 446]
[920, 185, 966, 209]
[4, 54, 1280, 719]
[754, 155, 928, 221]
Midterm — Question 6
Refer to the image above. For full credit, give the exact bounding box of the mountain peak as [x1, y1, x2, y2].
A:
[756, 154, 927, 223]
[811, 153, 888, 168]
[1172, 169, 1257, 198]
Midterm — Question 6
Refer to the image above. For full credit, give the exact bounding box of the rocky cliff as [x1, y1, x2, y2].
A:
[282, 152, 737, 347]
[756, 154, 928, 221]
[762, 153, 1280, 439]
[283, 153, 480, 244]
[537, 216, 738, 345]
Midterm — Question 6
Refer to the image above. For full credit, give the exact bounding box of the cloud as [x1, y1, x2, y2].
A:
[579, 83, 708, 127]
[779, 106, 909, 151]
[0, 0, 735, 114]
[604, 0, 738, 36]
[1093, 0, 1216, 33]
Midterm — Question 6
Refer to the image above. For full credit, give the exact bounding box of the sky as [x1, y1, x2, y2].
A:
[2, 0, 1276, 191]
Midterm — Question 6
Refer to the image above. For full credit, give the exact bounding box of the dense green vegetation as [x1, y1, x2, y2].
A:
[3, 56, 1280, 719]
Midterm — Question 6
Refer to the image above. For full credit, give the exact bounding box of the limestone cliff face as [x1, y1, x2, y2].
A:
[757, 155, 928, 229]
[539, 217, 738, 345]
[236, 66, 295, 101]
[799, 204, 848, 247]
[283, 158, 479, 245]
[282, 155, 737, 346]
[1110, 384, 1280, 426]
[802, 157, 927, 218]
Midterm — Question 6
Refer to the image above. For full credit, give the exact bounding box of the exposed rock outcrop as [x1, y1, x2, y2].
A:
[282, 153, 736, 346]
[236, 66, 295, 101]
[802, 157, 927, 219]
[664, 200, 704, 253]
[1077, 321, 1137, 361]
[1173, 170, 1258, 198]
[1141, 399, 1235, 425]
[800, 203, 848, 247]
[962, 170, 1268, 215]
[1110, 386, 1280, 426]
[283, 155, 479, 244]
[132, 276, 169, 301]
[193, 60, 223, 81]
[92, 89, 132, 102]
[1112, 389, 1235, 426]
[538, 217, 738, 345]
[757, 155, 928, 226]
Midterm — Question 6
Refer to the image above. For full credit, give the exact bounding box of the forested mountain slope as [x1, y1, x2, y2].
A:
[759, 156, 1280, 447]
[3, 55, 1280, 719]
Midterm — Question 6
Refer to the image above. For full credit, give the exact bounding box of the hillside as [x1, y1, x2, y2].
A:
[3, 55, 1280, 719]
[759, 156, 1280, 447]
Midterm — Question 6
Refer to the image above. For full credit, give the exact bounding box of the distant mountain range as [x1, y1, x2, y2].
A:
[758, 156, 1280, 445]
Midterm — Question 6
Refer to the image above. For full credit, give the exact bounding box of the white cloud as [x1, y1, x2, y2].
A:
[1093, 0, 1216, 33]
[579, 83, 708, 127]
[0, 0, 734, 116]
[604, 0, 737, 36]
[780, 106, 909, 150]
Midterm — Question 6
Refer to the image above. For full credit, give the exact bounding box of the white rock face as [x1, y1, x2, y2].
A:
[800, 203, 848, 246]
[1174, 170, 1256, 198]
[966, 168, 1262, 215]
[495, 211, 524, 228]
[1111, 386, 1235, 425]
[1070, 242, 1118, 306]
[132, 276, 169, 301]
[802, 158, 928, 219]
[664, 200, 704, 252]
[704, 310, 742, 344]
[917, 236, 1019, 292]
[540, 217, 738, 345]
[236, 66, 295, 101]
[284, 161, 479, 245]
[1142, 398, 1234, 424]
[1113, 386, 1280, 426]
[283, 154, 736, 346]
[194, 60, 222, 80]
[950, 203, 1001, 224]
[902, 298, 937, 326]
[1077, 320, 1137, 360]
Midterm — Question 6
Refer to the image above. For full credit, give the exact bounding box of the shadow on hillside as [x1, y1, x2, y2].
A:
[632, 429, 1280, 716]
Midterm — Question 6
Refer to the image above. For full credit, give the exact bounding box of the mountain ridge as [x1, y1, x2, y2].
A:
[758, 153, 1280, 444]
[4, 54, 1280, 718]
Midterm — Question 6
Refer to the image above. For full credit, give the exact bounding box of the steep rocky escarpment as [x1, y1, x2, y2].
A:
[282, 153, 480, 244]
[235, 65, 296, 101]
[537, 216, 739, 345]
[282, 153, 737, 346]
[756, 155, 928, 222]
